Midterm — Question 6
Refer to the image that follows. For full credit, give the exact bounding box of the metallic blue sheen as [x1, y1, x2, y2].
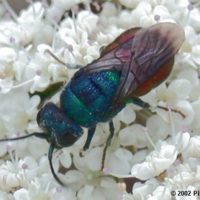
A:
[60, 70, 124, 127]
[37, 70, 125, 148]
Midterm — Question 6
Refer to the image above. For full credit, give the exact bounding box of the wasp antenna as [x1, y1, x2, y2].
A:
[0, 132, 47, 142]
[48, 144, 65, 186]
[44, 49, 82, 69]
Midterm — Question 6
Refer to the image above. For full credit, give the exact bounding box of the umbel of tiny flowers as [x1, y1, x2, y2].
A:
[0, 0, 199, 200]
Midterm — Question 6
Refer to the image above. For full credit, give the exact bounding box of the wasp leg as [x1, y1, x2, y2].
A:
[83, 126, 96, 151]
[45, 49, 83, 69]
[101, 120, 114, 171]
[30, 82, 65, 109]
[128, 97, 185, 118]
[128, 97, 150, 108]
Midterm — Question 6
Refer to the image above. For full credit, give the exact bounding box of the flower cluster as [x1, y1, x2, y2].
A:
[0, 0, 199, 199]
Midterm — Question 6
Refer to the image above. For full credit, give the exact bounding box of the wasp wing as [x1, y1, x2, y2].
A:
[75, 23, 185, 103]
[75, 27, 141, 76]
[100, 27, 141, 57]
[114, 22, 185, 101]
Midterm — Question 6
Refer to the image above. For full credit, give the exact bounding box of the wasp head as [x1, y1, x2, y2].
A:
[37, 102, 83, 148]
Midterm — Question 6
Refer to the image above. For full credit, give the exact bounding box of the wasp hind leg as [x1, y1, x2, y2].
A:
[101, 120, 114, 171]
[128, 97, 185, 118]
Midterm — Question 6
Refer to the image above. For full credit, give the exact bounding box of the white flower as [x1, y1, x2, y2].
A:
[146, 115, 170, 143]
[132, 149, 148, 165]
[175, 100, 194, 126]
[167, 79, 192, 100]
[117, 104, 136, 125]
[13, 177, 77, 200]
[0, 156, 38, 191]
[0, 47, 16, 63]
[105, 148, 132, 174]
[177, 68, 200, 100]
[0, 0, 200, 199]
[101, 2, 117, 17]
[77, 181, 119, 200]
[132, 179, 159, 200]
[131, 143, 178, 180]
[119, 124, 147, 148]
[77, 11, 99, 34]
[188, 7, 200, 32]
[147, 186, 171, 200]
[46, 0, 83, 23]
[192, 100, 200, 130]
[73, 146, 102, 171]
[130, 1, 175, 27]
[118, 10, 133, 28]
[0, 191, 11, 199]
[18, 2, 45, 22]
[173, 132, 190, 153]
[188, 136, 200, 158]
[0, 89, 37, 135]
[58, 149, 72, 169]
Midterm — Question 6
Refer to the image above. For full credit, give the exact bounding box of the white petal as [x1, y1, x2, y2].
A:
[63, 170, 84, 184]
[101, 2, 118, 17]
[167, 79, 192, 99]
[0, 47, 16, 62]
[131, 162, 155, 180]
[77, 185, 94, 200]
[132, 149, 148, 164]
[173, 132, 190, 152]
[188, 136, 200, 158]
[151, 144, 177, 167]
[150, 186, 171, 200]
[146, 115, 170, 142]
[13, 188, 29, 200]
[119, 124, 147, 148]
[132, 180, 159, 199]
[176, 100, 194, 126]
[59, 150, 72, 169]
[77, 11, 99, 34]
[106, 148, 132, 174]
[131, 144, 178, 180]
[192, 100, 200, 130]
[117, 104, 136, 125]
[84, 147, 102, 171]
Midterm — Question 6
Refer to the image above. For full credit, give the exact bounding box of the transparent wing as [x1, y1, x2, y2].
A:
[74, 23, 185, 103]
[113, 22, 185, 102]
[74, 27, 141, 76]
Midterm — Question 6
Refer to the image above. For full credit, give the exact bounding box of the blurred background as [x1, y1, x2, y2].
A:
[7, 0, 50, 13]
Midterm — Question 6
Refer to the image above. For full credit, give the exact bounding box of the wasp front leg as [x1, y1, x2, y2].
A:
[83, 126, 96, 150]
[45, 49, 83, 69]
[30, 81, 65, 109]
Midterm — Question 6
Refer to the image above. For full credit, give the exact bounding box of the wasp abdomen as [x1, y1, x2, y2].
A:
[60, 70, 123, 127]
